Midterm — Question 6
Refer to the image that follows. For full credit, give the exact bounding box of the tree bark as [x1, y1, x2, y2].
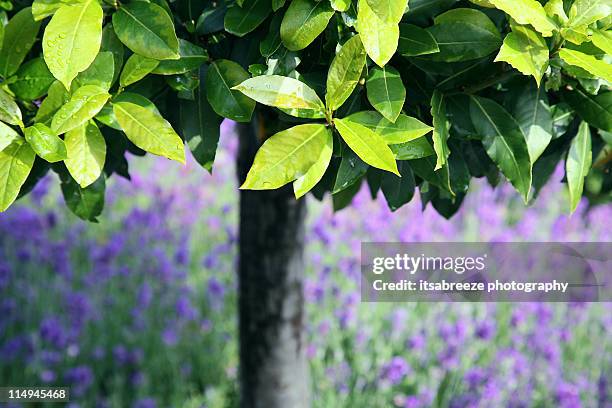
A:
[236, 118, 310, 408]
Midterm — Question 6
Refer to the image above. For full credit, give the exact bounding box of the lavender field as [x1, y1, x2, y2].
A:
[1, 122, 610, 407]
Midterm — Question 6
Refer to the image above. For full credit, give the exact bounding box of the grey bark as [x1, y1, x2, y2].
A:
[236, 119, 310, 408]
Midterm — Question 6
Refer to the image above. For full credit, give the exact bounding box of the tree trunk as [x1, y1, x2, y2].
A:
[236, 118, 310, 408]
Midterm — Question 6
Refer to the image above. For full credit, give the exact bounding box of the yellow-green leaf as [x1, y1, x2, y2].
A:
[431, 90, 450, 170]
[24, 123, 67, 163]
[495, 24, 549, 86]
[34, 81, 70, 125]
[566, 121, 592, 213]
[357, 0, 399, 67]
[0, 138, 35, 212]
[559, 48, 612, 83]
[365, 0, 407, 24]
[120, 54, 160, 87]
[489, 0, 558, 37]
[280, 0, 335, 51]
[241, 124, 331, 189]
[43, 0, 104, 89]
[343, 111, 433, 145]
[64, 121, 106, 188]
[233, 75, 325, 113]
[0, 7, 41, 78]
[0, 122, 20, 152]
[591, 30, 612, 54]
[366, 66, 405, 123]
[293, 128, 333, 198]
[326, 35, 366, 111]
[0, 88, 23, 127]
[113, 100, 185, 163]
[335, 117, 399, 175]
[51, 85, 110, 134]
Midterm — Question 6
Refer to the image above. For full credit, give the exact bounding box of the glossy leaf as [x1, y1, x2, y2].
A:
[51, 85, 110, 134]
[34, 81, 70, 125]
[431, 90, 450, 170]
[335, 117, 400, 175]
[113, 99, 185, 163]
[381, 160, 415, 211]
[566, 121, 592, 213]
[151, 39, 208, 75]
[73, 51, 115, 90]
[410, 155, 453, 193]
[0, 138, 35, 212]
[559, 48, 612, 83]
[495, 25, 549, 86]
[234, 74, 325, 113]
[59, 169, 105, 222]
[331, 0, 351, 12]
[562, 0, 611, 43]
[280, 0, 335, 51]
[507, 81, 553, 162]
[112, 1, 180, 60]
[64, 121, 106, 187]
[224, 0, 271, 37]
[0, 8, 41, 79]
[0, 88, 23, 127]
[100, 24, 125, 87]
[24, 123, 67, 163]
[32, 0, 78, 20]
[398, 24, 439, 57]
[357, 0, 399, 67]
[180, 65, 222, 172]
[366, 66, 405, 123]
[43, 0, 103, 89]
[0, 121, 20, 152]
[488, 0, 558, 37]
[563, 89, 612, 132]
[207, 60, 255, 122]
[333, 149, 368, 193]
[8, 58, 55, 101]
[241, 124, 331, 189]
[326, 35, 366, 111]
[344, 111, 433, 145]
[365, 0, 407, 24]
[120, 54, 160, 87]
[470, 96, 532, 201]
[391, 138, 435, 160]
[591, 30, 612, 55]
[293, 128, 333, 198]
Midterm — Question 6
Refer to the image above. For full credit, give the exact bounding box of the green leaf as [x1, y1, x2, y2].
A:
[59, 169, 105, 222]
[0, 88, 23, 127]
[566, 121, 592, 213]
[563, 89, 611, 132]
[559, 48, 612, 83]
[8, 58, 55, 101]
[431, 90, 450, 170]
[260, 13, 283, 57]
[24, 123, 67, 163]
[335, 117, 400, 175]
[43, 0, 103, 89]
[591, 30, 612, 55]
[241, 123, 332, 189]
[224, 0, 272, 37]
[51, 85, 110, 134]
[398, 24, 439, 57]
[280, 0, 335, 51]
[495, 24, 549, 86]
[390, 138, 435, 160]
[180, 65, 223, 172]
[151, 39, 208, 75]
[325, 35, 366, 111]
[0, 138, 35, 212]
[410, 155, 453, 193]
[427, 10, 501, 62]
[357, 0, 399, 67]
[507, 81, 553, 162]
[113, 99, 185, 163]
[32, 0, 78, 21]
[331, 0, 351, 12]
[381, 160, 415, 211]
[562, 0, 611, 43]
[366, 66, 405, 123]
[0, 121, 20, 152]
[112, 1, 180, 60]
[207, 59, 255, 122]
[64, 120, 106, 187]
[470, 96, 532, 201]
[365, 0, 407, 24]
[333, 148, 368, 193]
[100, 24, 125, 87]
[120, 54, 160, 87]
[344, 111, 433, 144]
[34, 81, 70, 125]
[293, 128, 333, 198]
[488, 0, 558, 37]
[233, 74, 325, 113]
[73, 51, 115, 90]
[0, 8, 41, 78]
